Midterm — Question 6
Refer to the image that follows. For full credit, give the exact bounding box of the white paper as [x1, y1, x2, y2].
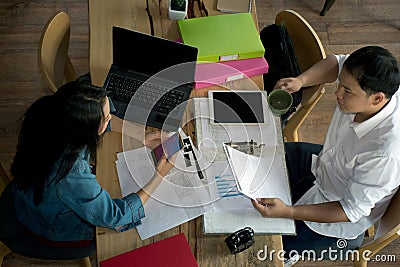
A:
[223, 144, 276, 199]
[205, 160, 254, 211]
[193, 97, 295, 235]
[116, 139, 215, 240]
[203, 209, 295, 235]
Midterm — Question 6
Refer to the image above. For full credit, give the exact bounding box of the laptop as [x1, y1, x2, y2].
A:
[104, 26, 198, 132]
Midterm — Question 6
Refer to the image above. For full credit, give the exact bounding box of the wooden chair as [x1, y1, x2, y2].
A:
[0, 163, 92, 267]
[353, 189, 400, 267]
[320, 0, 336, 16]
[275, 10, 326, 142]
[0, 163, 11, 196]
[38, 11, 77, 93]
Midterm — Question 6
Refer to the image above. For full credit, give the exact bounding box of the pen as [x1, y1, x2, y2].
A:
[191, 148, 204, 180]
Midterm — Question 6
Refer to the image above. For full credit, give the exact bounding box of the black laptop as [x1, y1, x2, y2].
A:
[104, 26, 198, 132]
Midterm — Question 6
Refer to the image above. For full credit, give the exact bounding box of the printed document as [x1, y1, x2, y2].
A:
[116, 142, 215, 240]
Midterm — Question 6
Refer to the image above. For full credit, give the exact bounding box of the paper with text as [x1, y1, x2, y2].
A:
[116, 144, 215, 239]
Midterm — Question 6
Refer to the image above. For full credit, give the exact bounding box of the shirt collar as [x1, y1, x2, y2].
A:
[349, 93, 397, 138]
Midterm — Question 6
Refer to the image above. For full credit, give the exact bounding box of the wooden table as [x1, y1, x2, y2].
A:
[88, 0, 263, 95]
[96, 130, 284, 267]
[90, 1, 284, 266]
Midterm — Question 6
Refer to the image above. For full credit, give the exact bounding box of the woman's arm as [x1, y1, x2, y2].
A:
[136, 155, 174, 204]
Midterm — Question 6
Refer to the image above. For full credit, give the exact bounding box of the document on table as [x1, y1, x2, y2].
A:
[203, 145, 295, 234]
[205, 160, 253, 211]
[116, 144, 215, 240]
[223, 143, 277, 199]
[193, 97, 296, 235]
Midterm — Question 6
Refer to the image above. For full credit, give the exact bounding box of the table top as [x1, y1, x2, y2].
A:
[88, 0, 263, 95]
[96, 130, 284, 267]
[90, 1, 284, 266]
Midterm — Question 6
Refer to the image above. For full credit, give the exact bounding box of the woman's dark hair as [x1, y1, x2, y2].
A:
[343, 46, 400, 98]
[11, 81, 108, 205]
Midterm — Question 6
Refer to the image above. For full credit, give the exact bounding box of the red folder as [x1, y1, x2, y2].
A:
[99, 233, 198, 267]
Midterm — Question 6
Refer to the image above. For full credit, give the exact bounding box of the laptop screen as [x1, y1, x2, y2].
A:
[112, 26, 198, 83]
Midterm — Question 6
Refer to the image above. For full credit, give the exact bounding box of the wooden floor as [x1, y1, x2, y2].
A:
[0, 0, 399, 266]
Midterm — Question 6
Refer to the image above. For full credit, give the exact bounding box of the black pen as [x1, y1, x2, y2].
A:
[191, 149, 205, 180]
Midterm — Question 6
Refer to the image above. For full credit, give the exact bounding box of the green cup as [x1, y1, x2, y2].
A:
[267, 89, 293, 116]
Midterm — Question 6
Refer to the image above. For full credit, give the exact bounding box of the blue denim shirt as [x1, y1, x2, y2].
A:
[14, 149, 144, 241]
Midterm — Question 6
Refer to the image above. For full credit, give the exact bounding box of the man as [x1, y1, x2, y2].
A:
[252, 46, 400, 265]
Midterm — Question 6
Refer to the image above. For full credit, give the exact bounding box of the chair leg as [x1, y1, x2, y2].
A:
[79, 256, 92, 267]
[353, 259, 368, 267]
[320, 0, 336, 16]
[366, 225, 375, 238]
[0, 241, 12, 266]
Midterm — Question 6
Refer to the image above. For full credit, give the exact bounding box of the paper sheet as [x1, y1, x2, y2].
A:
[223, 144, 276, 199]
[205, 160, 253, 211]
[116, 141, 215, 240]
[203, 209, 295, 234]
[193, 97, 296, 235]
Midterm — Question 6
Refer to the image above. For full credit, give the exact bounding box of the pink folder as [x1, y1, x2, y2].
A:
[194, 57, 269, 89]
[99, 233, 198, 267]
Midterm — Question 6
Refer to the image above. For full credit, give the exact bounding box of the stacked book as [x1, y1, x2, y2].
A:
[177, 13, 268, 89]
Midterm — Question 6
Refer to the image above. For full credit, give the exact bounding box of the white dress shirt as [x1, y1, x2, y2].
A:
[296, 54, 400, 239]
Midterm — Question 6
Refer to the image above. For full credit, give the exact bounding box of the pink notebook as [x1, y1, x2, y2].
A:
[194, 57, 268, 89]
[99, 233, 197, 267]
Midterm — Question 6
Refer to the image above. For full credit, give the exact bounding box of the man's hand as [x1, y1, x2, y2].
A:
[274, 77, 303, 93]
[252, 198, 350, 223]
[251, 198, 293, 218]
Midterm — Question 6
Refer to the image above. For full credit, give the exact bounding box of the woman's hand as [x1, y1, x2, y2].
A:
[144, 131, 162, 150]
[251, 198, 293, 218]
[155, 153, 176, 177]
[137, 153, 176, 204]
[274, 77, 303, 93]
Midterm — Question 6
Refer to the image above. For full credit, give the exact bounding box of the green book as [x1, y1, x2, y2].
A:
[178, 13, 264, 63]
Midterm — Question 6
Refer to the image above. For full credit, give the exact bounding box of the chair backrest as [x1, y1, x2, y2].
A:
[0, 173, 92, 266]
[0, 163, 11, 195]
[275, 10, 326, 108]
[375, 188, 400, 240]
[354, 188, 400, 266]
[38, 12, 77, 93]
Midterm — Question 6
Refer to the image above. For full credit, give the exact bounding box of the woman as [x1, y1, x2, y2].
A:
[10, 81, 172, 250]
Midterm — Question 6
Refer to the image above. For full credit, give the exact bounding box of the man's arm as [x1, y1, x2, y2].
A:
[251, 198, 350, 223]
[275, 55, 340, 93]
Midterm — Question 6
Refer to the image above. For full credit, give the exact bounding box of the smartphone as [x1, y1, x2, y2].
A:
[152, 132, 182, 161]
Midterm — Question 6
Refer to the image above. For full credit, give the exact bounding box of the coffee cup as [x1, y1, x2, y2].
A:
[267, 89, 293, 116]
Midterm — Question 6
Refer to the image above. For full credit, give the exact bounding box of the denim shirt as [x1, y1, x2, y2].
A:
[14, 149, 145, 241]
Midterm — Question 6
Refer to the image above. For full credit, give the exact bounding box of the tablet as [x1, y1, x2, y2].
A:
[208, 90, 268, 125]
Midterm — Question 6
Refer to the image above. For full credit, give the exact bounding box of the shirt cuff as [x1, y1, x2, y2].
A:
[339, 198, 365, 223]
[125, 193, 145, 221]
[114, 193, 145, 232]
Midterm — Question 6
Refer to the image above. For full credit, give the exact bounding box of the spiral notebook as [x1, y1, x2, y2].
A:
[217, 0, 252, 13]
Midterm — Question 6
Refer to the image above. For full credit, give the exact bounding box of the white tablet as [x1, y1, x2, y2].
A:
[208, 90, 268, 125]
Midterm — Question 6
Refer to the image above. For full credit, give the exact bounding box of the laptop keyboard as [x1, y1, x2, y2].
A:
[107, 73, 185, 115]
